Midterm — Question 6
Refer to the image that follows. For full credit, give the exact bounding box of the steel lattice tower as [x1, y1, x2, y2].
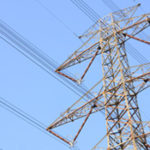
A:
[47, 4, 150, 149]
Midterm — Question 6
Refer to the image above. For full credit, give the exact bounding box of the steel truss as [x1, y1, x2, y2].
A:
[47, 4, 150, 149]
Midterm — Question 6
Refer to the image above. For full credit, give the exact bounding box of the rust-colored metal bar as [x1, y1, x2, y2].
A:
[145, 144, 150, 148]
[56, 71, 77, 83]
[117, 18, 150, 33]
[47, 94, 102, 130]
[124, 33, 150, 45]
[47, 129, 71, 145]
[73, 107, 93, 143]
[104, 18, 150, 41]
[80, 49, 99, 81]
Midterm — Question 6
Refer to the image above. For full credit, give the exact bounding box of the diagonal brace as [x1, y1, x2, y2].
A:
[73, 106, 93, 143]
[80, 48, 100, 81]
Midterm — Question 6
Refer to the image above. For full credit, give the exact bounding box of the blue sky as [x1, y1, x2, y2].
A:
[0, 0, 150, 150]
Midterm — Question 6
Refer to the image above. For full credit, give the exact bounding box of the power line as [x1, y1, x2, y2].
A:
[0, 19, 95, 101]
[70, 0, 99, 22]
[34, 0, 79, 38]
[0, 97, 71, 149]
[0, 35, 91, 100]
[126, 43, 149, 64]
[78, 0, 100, 19]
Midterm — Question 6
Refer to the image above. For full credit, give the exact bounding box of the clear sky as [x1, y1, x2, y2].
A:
[0, 0, 150, 150]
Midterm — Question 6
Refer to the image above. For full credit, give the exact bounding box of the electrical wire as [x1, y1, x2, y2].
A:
[126, 43, 149, 64]
[78, 0, 100, 19]
[0, 19, 95, 101]
[70, 0, 105, 27]
[0, 0, 147, 112]
[0, 35, 93, 101]
[0, 97, 71, 149]
[70, 0, 100, 22]
[34, 0, 79, 38]
[70, 0, 96, 22]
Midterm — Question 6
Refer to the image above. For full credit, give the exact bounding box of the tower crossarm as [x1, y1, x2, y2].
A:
[55, 13, 150, 83]
[78, 3, 142, 40]
[56, 7, 150, 72]
[47, 94, 104, 129]
[104, 14, 150, 40]
[47, 65, 150, 130]
[56, 41, 100, 71]
[46, 71, 150, 147]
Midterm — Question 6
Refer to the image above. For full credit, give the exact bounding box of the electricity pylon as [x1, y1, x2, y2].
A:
[47, 4, 150, 149]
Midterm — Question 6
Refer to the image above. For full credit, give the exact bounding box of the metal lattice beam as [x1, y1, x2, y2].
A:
[47, 4, 150, 149]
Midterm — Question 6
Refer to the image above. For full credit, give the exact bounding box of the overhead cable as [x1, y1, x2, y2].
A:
[34, 0, 79, 38]
[0, 97, 70, 149]
[70, 0, 99, 22]
[0, 19, 95, 101]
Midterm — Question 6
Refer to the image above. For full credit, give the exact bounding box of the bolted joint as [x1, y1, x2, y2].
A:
[146, 18, 150, 24]
[78, 35, 82, 39]
[92, 104, 97, 108]
[144, 79, 149, 83]
[122, 33, 127, 37]
[55, 68, 61, 72]
[97, 46, 101, 50]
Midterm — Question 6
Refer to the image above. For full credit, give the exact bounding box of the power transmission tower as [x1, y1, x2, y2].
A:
[47, 4, 150, 149]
